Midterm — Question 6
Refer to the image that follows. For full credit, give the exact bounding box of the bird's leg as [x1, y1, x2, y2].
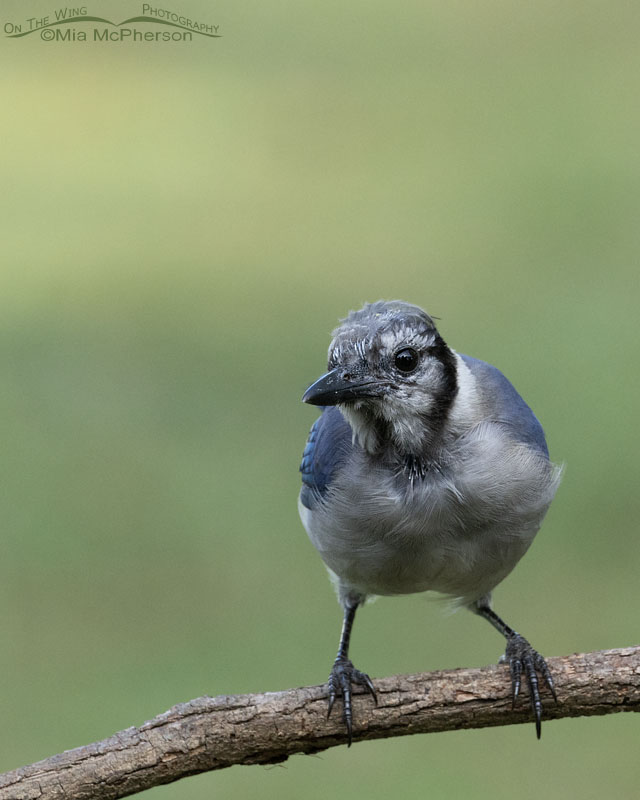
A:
[474, 602, 557, 739]
[327, 600, 377, 745]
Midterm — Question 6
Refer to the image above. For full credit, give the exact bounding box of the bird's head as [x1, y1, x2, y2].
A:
[303, 301, 458, 454]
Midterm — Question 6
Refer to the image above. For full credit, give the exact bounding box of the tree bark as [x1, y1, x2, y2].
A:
[1, 646, 638, 800]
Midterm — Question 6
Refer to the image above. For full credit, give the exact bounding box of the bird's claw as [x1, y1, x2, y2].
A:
[327, 657, 377, 746]
[504, 632, 557, 739]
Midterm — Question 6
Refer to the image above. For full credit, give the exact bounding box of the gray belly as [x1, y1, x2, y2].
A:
[301, 495, 537, 601]
[299, 429, 561, 603]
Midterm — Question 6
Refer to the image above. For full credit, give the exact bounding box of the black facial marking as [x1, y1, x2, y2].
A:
[403, 453, 428, 485]
[420, 334, 458, 429]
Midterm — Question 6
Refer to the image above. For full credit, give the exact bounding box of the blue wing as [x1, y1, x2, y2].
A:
[300, 406, 353, 510]
[461, 354, 550, 457]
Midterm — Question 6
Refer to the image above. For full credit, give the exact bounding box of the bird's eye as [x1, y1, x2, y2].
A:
[394, 347, 419, 373]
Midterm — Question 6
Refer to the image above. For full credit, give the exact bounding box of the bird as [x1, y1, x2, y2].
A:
[298, 300, 562, 744]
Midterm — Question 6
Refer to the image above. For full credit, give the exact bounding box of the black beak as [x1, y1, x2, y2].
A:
[302, 367, 383, 406]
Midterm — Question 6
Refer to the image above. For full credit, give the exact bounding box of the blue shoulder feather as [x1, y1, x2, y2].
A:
[300, 406, 353, 510]
[460, 354, 550, 457]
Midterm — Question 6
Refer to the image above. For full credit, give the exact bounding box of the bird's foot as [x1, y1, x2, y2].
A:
[503, 632, 557, 738]
[327, 657, 377, 746]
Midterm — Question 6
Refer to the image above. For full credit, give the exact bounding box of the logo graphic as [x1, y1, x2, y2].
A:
[4, 5, 221, 43]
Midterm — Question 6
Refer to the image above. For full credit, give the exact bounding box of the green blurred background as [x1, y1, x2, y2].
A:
[1, 0, 639, 797]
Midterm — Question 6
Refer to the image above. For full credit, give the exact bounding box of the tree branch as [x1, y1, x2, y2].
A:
[2, 646, 638, 800]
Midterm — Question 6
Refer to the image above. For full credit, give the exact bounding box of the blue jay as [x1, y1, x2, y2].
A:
[299, 301, 562, 743]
